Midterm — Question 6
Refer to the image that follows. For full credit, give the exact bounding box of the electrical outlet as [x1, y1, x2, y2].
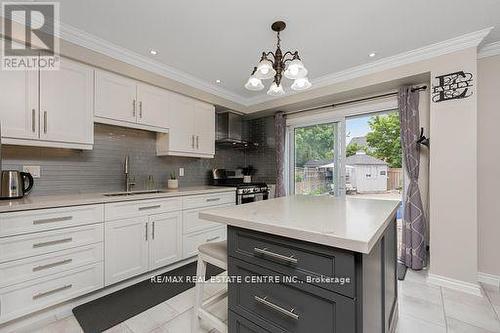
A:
[179, 168, 184, 177]
[23, 165, 41, 178]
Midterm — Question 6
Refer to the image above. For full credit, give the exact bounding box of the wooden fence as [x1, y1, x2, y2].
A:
[387, 168, 403, 190]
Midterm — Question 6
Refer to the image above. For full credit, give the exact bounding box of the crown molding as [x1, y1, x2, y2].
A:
[246, 27, 493, 106]
[478, 41, 500, 59]
[4, 11, 494, 109]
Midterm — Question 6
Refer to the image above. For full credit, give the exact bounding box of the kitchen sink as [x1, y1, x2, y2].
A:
[103, 190, 170, 197]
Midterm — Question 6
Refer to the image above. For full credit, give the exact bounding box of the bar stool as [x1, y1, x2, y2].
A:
[193, 240, 228, 333]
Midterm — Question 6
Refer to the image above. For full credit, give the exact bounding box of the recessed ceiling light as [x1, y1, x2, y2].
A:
[215, 79, 222, 84]
[149, 49, 158, 55]
[369, 52, 376, 58]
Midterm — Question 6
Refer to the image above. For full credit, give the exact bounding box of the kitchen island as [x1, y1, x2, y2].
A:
[200, 195, 400, 333]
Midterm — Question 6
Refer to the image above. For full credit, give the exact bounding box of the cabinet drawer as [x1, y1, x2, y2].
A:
[105, 197, 181, 220]
[182, 192, 235, 210]
[229, 310, 285, 333]
[183, 203, 233, 234]
[0, 224, 103, 263]
[0, 204, 104, 237]
[228, 227, 355, 298]
[0, 262, 103, 323]
[183, 227, 226, 258]
[0, 243, 103, 288]
[228, 258, 355, 333]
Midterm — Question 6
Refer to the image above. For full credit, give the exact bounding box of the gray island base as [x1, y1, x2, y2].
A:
[200, 196, 400, 333]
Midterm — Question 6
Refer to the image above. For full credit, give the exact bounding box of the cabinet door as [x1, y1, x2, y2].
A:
[194, 101, 215, 156]
[0, 70, 38, 140]
[105, 216, 149, 285]
[136, 83, 169, 129]
[95, 70, 137, 123]
[39, 58, 93, 145]
[149, 212, 182, 270]
[167, 92, 195, 153]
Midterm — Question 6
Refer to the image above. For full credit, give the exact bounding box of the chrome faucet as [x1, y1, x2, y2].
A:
[124, 155, 135, 192]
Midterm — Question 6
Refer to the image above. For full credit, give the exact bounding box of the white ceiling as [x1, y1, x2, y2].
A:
[26, 0, 500, 104]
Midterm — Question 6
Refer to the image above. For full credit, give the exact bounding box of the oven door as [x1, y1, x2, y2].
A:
[237, 192, 268, 205]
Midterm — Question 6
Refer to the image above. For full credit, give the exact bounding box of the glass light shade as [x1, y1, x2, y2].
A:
[255, 59, 276, 79]
[291, 77, 312, 91]
[244, 76, 264, 91]
[267, 82, 285, 96]
[284, 59, 308, 79]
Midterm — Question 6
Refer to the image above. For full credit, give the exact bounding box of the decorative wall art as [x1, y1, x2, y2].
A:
[432, 71, 473, 103]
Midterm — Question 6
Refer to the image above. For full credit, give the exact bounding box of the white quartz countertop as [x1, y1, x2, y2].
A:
[0, 186, 236, 213]
[200, 195, 400, 254]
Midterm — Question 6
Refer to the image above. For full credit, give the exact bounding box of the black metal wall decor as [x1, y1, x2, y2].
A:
[432, 71, 473, 103]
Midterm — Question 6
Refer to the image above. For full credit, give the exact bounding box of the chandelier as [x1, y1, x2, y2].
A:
[245, 21, 311, 96]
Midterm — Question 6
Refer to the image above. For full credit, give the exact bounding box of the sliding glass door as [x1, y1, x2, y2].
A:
[288, 121, 344, 196]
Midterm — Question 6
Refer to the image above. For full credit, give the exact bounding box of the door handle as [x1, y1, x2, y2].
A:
[196, 135, 199, 149]
[191, 135, 195, 148]
[33, 216, 73, 225]
[33, 258, 72, 272]
[138, 205, 161, 211]
[152, 221, 155, 240]
[133, 99, 136, 117]
[32, 109, 36, 132]
[145, 222, 148, 241]
[33, 238, 73, 248]
[206, 236, 220, 242]
[139, 101, 143, 118]
[33, 284, 72, 300]
[43, 111, 47, 134]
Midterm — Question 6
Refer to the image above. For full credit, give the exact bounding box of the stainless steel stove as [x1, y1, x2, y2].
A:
[212, 169, 270, 205]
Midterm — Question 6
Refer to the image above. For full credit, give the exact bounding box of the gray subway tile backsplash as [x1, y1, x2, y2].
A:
[1, 118, 277, 196]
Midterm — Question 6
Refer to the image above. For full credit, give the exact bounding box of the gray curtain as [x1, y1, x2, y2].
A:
[398, 87, 426, 270]
[274, 112, 286, 197]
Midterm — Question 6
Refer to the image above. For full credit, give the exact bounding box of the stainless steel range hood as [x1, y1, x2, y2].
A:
[216, 111, 258, 148]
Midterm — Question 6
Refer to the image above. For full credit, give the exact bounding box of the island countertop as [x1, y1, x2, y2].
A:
[200, 195, 400, 254]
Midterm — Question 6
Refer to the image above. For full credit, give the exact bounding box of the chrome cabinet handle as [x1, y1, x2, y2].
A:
[152, 221, 155, 240]
[196, 135, 199, 149]
[206, 198, 221, 202]
[138, 205, 161, 211]
[33, 258, 72, 272]
[254, 247, 298, 264]
[254, 296, 299, 320]
[133, 99, 136, 117]
[33, 284, 72, 300]
[139, 101, 143, 118]
[43, 111, 47, 134]
[206, 236, 220, 242]
[33, 238, 72, 248]
[191, 135, 195, 148]
[33, 216, 73, 225]
[32, 109, 36, 132]
[145, 223, 148, 241]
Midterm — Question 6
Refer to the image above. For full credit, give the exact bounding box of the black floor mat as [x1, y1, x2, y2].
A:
[73, 262, 223, 333]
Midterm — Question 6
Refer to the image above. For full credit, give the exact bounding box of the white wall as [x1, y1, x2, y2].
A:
[478, 54, 500, 278]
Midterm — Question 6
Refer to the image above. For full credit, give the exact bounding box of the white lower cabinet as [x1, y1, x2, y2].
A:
[149, 212, 182, 270]
[104, 216, 150, 285]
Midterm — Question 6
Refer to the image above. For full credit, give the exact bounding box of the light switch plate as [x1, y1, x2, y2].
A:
[179, 168, 184, 177]
[23, 165, 41, 178]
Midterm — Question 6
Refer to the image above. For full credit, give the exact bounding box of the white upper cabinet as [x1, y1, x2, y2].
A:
[157, 92, 215, 158]
[136, 83, 170, 128]
[94, 70, 137, 124]
[94, 70, 170, 132]
[0, 70, 38, 140]
[39, 58, 94, 146]
[0, 56, 93, 150]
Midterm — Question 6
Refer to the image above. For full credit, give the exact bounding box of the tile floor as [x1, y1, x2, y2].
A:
[19, 270, 500, 333]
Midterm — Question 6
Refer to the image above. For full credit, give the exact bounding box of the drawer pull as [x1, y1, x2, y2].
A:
[33, 259, 73, 272]
[254, 296, 299, 321]
[33, 284, 72, 300]
[206, 198, 221, 202]
[33, 238, 73, 248]
[206, 236, 220, 242]
[139, 205, 161, 211]
[254, 247, 298, 264]
[33, 216, 73, 225]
